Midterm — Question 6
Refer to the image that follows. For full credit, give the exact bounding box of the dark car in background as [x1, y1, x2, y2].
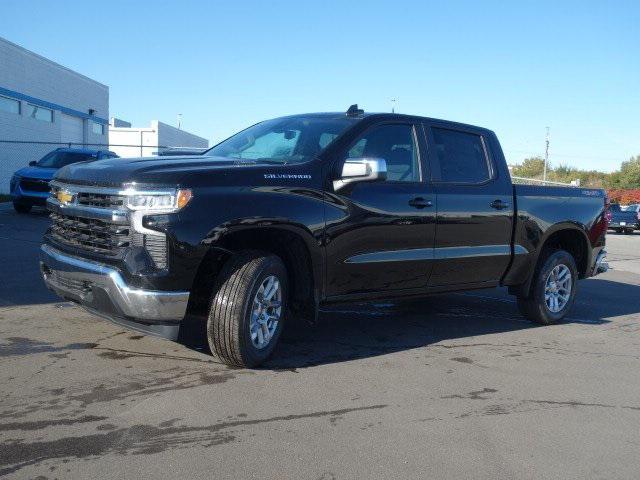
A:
[622, 204, 640, 229]
[608, 203, 639, 234]
[10, 148, 118, 213]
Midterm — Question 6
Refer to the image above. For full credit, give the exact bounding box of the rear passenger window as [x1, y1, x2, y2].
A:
[432, 128, 491, 183]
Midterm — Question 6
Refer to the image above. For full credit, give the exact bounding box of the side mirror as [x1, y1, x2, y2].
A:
[29, 161, 37, 166]
[333, 157, 387, 192]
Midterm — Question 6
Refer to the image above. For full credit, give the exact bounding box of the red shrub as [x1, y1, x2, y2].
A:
[607, 189, 640, 204]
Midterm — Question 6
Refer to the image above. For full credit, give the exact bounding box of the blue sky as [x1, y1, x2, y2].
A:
[2, 0, 638, 171]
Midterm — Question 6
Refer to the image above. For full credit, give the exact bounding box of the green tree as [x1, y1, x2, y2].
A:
[615, 155, 640, 188]
[512, 157, 545, 178]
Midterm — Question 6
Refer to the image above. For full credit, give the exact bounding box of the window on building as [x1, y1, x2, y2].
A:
[92, 121, 105, 135]
[346, 124, 421, 182]
[431, 128, 492, 183]
[0, 95, 20, 114]
[27, 104, 53, 122]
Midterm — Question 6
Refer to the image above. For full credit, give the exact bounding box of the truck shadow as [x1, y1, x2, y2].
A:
[178, 277, 636, 369]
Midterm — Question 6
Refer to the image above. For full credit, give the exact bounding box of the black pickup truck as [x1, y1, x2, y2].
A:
[40, 106, 609, 367]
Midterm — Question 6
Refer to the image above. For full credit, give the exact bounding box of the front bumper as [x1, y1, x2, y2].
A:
[608, 221, 638, 229]
[12, 190, 49, 206]
[40, 244, 190, 339]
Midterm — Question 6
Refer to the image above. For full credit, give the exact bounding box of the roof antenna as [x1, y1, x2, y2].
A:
[346, 104, 364, 116]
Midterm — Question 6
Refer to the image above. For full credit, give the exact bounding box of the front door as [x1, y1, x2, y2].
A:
[324, 122, 436, 298]
[425, 124, 514, 286]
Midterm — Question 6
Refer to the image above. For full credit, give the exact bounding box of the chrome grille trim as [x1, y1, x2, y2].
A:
[77, 192, 126, 209]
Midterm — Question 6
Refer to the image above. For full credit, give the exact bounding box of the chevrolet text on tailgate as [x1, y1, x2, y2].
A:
[40, 105, 609, 367]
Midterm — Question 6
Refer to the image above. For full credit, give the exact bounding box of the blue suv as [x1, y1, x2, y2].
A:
[10, 148, 118, 213]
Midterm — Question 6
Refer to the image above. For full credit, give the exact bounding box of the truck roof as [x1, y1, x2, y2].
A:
[279, 112, 495, 135]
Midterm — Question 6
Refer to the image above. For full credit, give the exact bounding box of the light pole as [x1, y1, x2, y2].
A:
[543, 127, 550, 182]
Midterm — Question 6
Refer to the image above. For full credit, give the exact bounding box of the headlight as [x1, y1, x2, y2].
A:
[125, 188, 192, 212]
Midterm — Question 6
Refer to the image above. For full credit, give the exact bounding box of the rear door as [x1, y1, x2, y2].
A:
[424, 124, 514, 286]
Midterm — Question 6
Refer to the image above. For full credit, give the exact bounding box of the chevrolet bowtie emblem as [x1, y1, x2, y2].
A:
[56, 190, 74, 205]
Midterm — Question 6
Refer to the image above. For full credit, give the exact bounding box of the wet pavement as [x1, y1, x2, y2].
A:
[2, 204, 640, 479]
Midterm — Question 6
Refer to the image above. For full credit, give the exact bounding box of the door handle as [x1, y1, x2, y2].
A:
[408, 197, 433, 209]
[490, 199, 510, 210]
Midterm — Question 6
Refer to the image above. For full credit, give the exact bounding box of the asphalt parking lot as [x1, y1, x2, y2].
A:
[1, 204, 640, 479]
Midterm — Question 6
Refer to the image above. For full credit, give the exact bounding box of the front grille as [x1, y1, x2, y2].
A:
[77, 192, 126, 209]
[20, 178, 50, 192]
[49, 212, 131, 255]
[48, 183, 169, 269]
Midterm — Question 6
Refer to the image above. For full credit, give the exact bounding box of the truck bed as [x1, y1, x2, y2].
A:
[503, 184, 607, 287]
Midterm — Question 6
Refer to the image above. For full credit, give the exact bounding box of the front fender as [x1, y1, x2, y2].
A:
[165, 185, 326, 295]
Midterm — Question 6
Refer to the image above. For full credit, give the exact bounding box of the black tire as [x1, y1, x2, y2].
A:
[206, 250, 288, 368]
[625, 229, 634, 235]
[516, 249, 578, 325]
[13, 202, 31, 214]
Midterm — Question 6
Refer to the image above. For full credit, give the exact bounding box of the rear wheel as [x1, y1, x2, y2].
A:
[206, 251, 287, 368]
[516, 249, 578, 325]
[13, 202, 31, 214]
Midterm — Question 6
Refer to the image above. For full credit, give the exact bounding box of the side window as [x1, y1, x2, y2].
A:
[431, 127, 491, 183]
[346, 124, 420, 182]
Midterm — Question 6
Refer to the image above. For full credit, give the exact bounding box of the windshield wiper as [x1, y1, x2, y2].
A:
[253, 158, 287, 165]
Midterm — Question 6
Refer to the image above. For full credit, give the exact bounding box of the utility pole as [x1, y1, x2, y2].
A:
[177, 113, 182, 130]
[543, 126, 550, 182]
[391, 98, 396, 113]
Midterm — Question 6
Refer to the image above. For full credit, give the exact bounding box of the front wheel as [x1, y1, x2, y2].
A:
[517, 249, 578, 325]
[206, 251, 288, 368]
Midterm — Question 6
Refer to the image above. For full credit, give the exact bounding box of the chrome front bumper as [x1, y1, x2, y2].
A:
[40, 244, 189, 324]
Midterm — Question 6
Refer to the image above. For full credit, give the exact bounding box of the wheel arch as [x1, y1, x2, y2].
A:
[515, 223, 591, 298]
[186, 224, 321, 323]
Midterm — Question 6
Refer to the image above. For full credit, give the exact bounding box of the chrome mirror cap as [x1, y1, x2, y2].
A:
[333, 157, 387, 192]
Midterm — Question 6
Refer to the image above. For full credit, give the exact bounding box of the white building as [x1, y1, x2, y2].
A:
[108, 119, 208, 158]
[0, 36, 109, 192]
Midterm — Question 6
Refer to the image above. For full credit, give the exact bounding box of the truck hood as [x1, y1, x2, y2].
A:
[14, 166, 58, 180]
[53, 155, 289, 188]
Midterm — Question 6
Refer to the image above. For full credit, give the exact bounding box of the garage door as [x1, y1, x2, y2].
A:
[60, 113, 84, 145]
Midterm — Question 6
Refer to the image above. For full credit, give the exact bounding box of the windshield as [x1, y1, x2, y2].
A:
[37, 151, 95, 168]
[205, 116, 357, 164]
